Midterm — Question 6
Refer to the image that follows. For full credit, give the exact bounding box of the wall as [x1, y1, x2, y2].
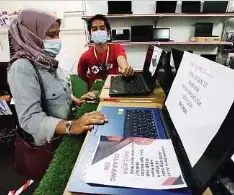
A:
[85, 0, 234, 70]
[0, 1, 88, 73]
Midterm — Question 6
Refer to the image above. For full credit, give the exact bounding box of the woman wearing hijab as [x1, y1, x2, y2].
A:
[8, 10, 107, 179]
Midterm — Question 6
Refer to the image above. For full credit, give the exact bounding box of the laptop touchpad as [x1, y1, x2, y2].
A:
[95, 118, 124, 137]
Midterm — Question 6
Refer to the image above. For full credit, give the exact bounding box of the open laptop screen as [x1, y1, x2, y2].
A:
[195, 23, 213, 37]
[153, 28, 170, 41]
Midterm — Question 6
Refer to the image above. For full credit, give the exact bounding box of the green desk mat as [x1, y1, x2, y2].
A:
[34, 80, 104, 195]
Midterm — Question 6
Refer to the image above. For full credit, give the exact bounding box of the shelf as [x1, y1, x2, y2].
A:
[87, 41, 233, 46]
[81, 13, 234, 20]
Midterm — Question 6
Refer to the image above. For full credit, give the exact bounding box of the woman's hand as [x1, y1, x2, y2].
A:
[72, 92, 96, 106]
[80, 92, 96, 101]
[70, 111, 107, 134]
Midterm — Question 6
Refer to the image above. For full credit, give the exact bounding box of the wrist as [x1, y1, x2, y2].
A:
[65, 120, 73, 134]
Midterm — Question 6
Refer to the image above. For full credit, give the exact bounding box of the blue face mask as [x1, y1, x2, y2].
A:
[43, 39, 62, 56]
[91, 30, 108, 44]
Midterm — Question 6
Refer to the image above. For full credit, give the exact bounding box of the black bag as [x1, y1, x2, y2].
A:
[15, 62, 61, 180]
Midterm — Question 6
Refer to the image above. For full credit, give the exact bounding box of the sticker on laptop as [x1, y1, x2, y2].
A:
[118, 109, 124, 115]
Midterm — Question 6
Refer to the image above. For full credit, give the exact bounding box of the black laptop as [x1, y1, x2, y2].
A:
[156, 1, 177, 13]
[182, 1, 201, 13]
[195, 23, 213, 37]
[171, 48, 184, 71]
[107, 1, 132, 14]
[157, 48, 185, 96]
[203, 1, 228, 13]
[157, 51, 174, 96]
[131, 25, 153, 42]
[109, 45, 164, 97]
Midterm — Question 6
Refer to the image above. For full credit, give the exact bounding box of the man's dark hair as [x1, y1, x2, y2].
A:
[87, 14, 111, 34]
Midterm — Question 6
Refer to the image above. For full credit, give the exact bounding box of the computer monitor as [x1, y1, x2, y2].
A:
[156, 1, 177, 13]
[107, 1, 132, 14]
[152, 28, 170, 41]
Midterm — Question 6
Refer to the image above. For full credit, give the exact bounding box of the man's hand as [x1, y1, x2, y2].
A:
[117, 56, 134, 77]
[118, 65, 134, 77]
[70, 111, 108, 134]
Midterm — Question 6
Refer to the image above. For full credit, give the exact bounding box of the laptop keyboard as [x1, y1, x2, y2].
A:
[124, 109, 158, 139]
[124, 76, 148, 93]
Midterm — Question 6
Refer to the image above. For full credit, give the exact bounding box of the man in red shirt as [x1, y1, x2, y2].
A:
[77, 14, 134, 89]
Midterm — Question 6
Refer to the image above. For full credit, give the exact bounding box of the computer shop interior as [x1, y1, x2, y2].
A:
[1, 1, 234, 195]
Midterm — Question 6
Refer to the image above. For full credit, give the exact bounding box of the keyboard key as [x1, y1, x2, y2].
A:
[124, 76, 148, 93]
[124, 109, 158, 139]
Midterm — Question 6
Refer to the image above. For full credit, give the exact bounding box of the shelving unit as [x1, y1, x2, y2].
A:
[81, 13, 234, 20]
[81, 13, 234, 47]
[88, 41, 233, 46]
[81, 9, 234, 67]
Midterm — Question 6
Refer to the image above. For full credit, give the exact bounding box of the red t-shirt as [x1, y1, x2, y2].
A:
[77, 44, 126, 89]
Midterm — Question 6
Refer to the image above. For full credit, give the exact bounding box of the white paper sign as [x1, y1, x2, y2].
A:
[83, 137, 186, 190]
[149, 46, 163, 76]
[166, 52, 234, 167]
